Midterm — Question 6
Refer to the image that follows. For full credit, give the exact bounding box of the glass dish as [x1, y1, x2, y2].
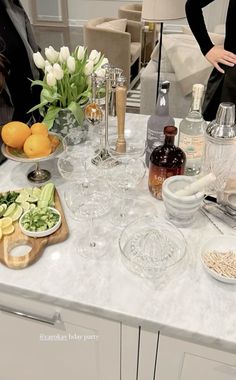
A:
[119, 216, 187, 279]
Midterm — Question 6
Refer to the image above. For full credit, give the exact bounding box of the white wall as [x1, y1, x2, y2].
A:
[22, 0, 229, 32]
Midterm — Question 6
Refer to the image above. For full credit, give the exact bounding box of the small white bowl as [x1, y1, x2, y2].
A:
[200, 235, 236, 284]
[19, 207, 61, 238]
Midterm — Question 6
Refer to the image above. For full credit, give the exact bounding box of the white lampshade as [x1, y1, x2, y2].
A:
[142, 0, 186, 22]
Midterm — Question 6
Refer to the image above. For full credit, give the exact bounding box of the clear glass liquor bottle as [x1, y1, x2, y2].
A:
[148, 126, 186, 200]
[145, 81, 174, 167]
[178, 83, 207, 176]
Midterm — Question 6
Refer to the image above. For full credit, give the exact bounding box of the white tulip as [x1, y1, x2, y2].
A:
[53, 63, 64, 80]
[59, 46, 70, 63]
[95, 68, 106, 78]
[44, 60, 53, 73]
[84, 60, 94, 76]
[46, 71, 57, 86]
[89, 49, 101, 64]
[33, 52, 45, 69]
[67, 56, 76, 73]
[45, 45, 59, 63]
[100, 57, 109, 67]
[77, 46, 86, 60]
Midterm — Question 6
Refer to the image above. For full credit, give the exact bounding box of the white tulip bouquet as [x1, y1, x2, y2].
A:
[29, 45, 108, 130]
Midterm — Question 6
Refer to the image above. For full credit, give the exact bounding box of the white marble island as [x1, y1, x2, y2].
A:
[0, 114, 236, 380]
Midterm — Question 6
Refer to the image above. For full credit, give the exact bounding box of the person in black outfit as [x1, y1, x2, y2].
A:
[0, 0, 41, 125]
[185, 0, 236, 121]
[0, 0, 41, 163]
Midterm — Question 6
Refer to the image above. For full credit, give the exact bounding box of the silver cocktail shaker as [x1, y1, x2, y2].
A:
[203, 102, 236, 197]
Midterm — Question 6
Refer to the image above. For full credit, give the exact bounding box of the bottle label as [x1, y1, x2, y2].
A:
[145, 129, 164, 166]
[147, 128, 164, 147]
[178, 133, 204, 159]
[148, 165, 184, 199]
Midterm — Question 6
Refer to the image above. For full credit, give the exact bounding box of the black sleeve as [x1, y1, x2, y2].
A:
[185, 0, 215, 56]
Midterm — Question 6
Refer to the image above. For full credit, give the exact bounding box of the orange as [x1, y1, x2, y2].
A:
[23, 134, 52, 158]
[1, 121, 31, 149]
[49, 135, 60, 152]
[31, 122, 49, 137]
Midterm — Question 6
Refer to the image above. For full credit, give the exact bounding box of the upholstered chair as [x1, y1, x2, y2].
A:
[118, 4, 159, 65]
[118, 3, 142, 22]
[83, 17, 142, 89]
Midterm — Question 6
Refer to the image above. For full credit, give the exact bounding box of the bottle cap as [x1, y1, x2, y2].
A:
[192, 83, 204, 96]
[160, 81, 170, 91]
[164, 126, 177, 136]
[216, 102, 235, 126]
[206, 102, 236, 140]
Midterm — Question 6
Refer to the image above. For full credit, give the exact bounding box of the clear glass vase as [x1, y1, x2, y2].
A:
[51, 108, 88, 138]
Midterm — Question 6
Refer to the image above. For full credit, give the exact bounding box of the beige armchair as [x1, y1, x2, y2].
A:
[118, 4, 159, 65]
[118, 3, 142, 22]
[83, 17, 142, 89]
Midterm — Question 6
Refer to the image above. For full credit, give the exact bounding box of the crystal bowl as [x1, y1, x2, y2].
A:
[119, 216, 187, 279]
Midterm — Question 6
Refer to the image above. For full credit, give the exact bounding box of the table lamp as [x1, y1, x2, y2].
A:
[141, 0, 186, 101]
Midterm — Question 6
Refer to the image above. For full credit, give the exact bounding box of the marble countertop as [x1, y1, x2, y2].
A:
[0, 114, 236, 353]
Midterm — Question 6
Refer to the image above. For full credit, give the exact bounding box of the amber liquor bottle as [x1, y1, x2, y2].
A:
[148, 126, 186, 199]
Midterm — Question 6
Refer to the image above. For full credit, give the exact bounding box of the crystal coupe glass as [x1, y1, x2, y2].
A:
[64, 178, 112, 259]
[107, 134, 147, 227]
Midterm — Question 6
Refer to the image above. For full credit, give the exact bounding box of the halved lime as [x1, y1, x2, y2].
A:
[28, 195, 38, 203]
[3, 203, 16, 217]
[1, 217, 13, 229]
[2, 224, 14, 235]
[16, 193, 29, 203]
[0, 206, 5, 218]
[21, 201, 30, 212]
[10, 205, 23, 222]
[30, 203, 36, 210]
[33, 187, 42, 198]
[24, 188, 33, 195]
[0, 204, 7, 217]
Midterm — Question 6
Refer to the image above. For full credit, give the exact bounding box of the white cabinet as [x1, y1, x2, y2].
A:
[156, 334, 236, 380]
[0, 292, 120, 380]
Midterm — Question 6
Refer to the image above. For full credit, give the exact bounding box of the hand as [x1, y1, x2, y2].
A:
[205, 46, 236, 73]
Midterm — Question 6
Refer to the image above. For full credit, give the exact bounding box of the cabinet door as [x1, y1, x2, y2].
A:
[0, 292, 120, 380]
[121, 325, 159, 380]
[156, 334, 236, 380]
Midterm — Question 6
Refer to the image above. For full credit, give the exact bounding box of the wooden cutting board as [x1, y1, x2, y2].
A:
[0, 189, 69, 269]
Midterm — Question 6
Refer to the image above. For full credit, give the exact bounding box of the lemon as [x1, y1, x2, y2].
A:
[0, 227, 2, 240]
[3, 203, 16, 217]
[10, 205, 23, 222]
[1, 217, 13, 229]
[2, 224, 14, 235]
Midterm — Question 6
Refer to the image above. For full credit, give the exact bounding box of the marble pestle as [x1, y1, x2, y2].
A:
[175, 173, 216, 196]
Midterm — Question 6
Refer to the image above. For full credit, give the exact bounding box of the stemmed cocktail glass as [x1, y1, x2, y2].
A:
[107, 133, 146, 227]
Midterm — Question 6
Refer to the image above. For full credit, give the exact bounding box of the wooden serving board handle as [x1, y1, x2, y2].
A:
[116, 85, 127, 153]
[1, 234, 49, 269]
